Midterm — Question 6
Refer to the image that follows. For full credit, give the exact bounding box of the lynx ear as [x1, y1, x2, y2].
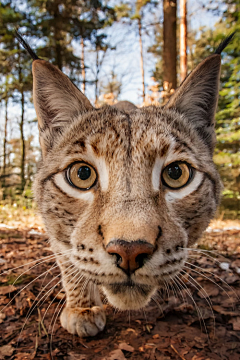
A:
[32, 60, 93, 156]
[164, 54, 221, 151]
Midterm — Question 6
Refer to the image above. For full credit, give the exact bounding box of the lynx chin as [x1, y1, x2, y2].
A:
[16, 31, 234, 338]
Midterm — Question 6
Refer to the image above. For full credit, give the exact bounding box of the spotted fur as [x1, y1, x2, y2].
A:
[32, 54, 223, 337]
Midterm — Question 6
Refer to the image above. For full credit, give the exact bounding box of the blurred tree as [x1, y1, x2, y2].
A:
[115, 0, 157, 103]
[90, 34, 115, 106]
[28, 0, 116, 88]
[162, 0, 177, 102]
[0, 0, 33, 194]
[147, 22, 163, 89]
[100, 69, 122, 104]
[0, 76, 14, 199]
[179, 0, 187, 82]
[27, 0, 81, 73]
[69, 0, 116, 92]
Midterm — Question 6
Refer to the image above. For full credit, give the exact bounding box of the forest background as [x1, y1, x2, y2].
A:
[0, 0, 239, 225]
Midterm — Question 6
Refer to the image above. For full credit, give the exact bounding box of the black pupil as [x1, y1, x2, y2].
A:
[78, 166, 91, 180]
[168, 164, 182, 180]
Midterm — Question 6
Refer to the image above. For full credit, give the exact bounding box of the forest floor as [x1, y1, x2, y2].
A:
[0, 220, 240, 360]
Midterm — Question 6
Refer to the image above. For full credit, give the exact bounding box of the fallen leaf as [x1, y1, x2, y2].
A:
[229, 317, 240, 331]
[0, 313, 6, 324]
[222, 273, 239, 284]
[14, 353, 33, 360]
[107, 349, 126, 360]
[212, 305, 240, 316]
[0, 344, 14, 357]
[118, 342, 134, 352]
[67, 352, 88, 360]
[197, 283, 219, 297]
[0, 285, 16, 296]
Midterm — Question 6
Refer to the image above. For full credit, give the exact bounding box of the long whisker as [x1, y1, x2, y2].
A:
[49, 271, 87, 336]
[175, 275, 208, 337]
[164, 279, 171, 299]
[19, 262, 74, 340]
[151, 293, 163, 314]
[180, 270, 216, 336]
[50, 274, 89, 354]
[1, 263, 61, 313]
[48, 270, 84, 334]
[169, 277, 179, 302]
[187, 254, 223, 267]
[185, 249, 226, 266]
[0, 248, 72, 276]
[42, 266, 78, 323]
[170, 275, 188, 304]
[184, 261, 239, 303]
[182, 247, 228, 260]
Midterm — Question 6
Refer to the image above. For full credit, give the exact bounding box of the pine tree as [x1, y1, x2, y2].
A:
[162, 0, 177, 101]
[0, 1, 32, 195]
[115, 0, 156, 103]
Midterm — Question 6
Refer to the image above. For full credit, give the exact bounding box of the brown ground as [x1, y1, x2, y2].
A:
[0, 227, 240, 360]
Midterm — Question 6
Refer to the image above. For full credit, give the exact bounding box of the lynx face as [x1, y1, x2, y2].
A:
[32, 54, 222, 336]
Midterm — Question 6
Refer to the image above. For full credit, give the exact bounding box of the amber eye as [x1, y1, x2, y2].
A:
[66, 162, 97, 190]
[162, 162, 192, 189]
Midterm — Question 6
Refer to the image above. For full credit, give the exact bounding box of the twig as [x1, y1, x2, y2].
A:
[38, 308, 49, 338]
[170, 344, 187, 360]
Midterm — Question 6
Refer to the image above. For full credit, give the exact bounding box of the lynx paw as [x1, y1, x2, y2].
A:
[60, 306, 106, 337]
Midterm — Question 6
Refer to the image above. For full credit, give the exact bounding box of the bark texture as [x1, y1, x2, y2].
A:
[138, 18, 145, 102]
[81, 38, 86, 94]
[180, 0, 187, 82]
[163, 0, 177, 93]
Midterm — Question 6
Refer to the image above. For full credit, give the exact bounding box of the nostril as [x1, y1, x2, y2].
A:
[111, 253, 122, 265]
[166, 248, 171, 255]
[135, 253, 150, 268]
[106, 239, 155, 275]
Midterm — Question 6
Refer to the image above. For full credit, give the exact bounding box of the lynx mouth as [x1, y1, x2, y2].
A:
[108, 280, 152, 296]
[102, 281, 156, 310]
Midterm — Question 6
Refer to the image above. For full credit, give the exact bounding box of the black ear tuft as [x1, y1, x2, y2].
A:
[15, 29, 40, 61]
[215, 32, 236, 55]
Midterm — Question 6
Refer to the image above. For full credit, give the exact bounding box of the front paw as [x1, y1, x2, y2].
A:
[60, 306, 106, 337]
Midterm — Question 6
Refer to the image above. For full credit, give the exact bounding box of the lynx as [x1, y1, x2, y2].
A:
[16, 32, 233, 338]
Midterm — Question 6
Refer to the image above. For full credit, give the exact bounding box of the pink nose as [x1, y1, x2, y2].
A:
[106, 240, 155, 275]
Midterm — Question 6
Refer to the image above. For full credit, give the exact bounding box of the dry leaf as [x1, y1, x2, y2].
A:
[0, 344, 14, 357]
[0, 285, 16, 296]
[0, 313, 6, 324]
[107, 349, 126, 360]
[229, 317, 240, 331]
[197, 283, 219, 297]
[118, 342, 134, 352]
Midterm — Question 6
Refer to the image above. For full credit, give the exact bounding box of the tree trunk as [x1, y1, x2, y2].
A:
[163, 0, 177, 102]
[180, 0, 187, 83]
[54, 7, 62, 71]
[81, 38, 86, 94]
[2, 98, 8, 200]
[20, 89, 25, 193]
[95, 49, 99, 106]
[138, 18, 145, 103]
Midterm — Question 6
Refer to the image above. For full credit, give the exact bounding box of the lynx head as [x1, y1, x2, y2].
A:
[31, 52, 223, 310]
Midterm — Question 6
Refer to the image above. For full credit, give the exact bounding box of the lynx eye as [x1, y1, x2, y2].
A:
[162, 162, 192, 189]
[66, 162, 97, 190]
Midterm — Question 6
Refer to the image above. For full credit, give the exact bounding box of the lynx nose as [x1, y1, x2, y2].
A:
[106, 239, 155, 275]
